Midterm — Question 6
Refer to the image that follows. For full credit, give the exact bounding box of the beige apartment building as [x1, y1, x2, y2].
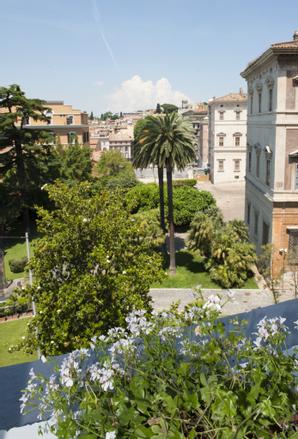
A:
[109, 126, 134, 160]
[26, 100, 89, 146]
[208, 91, 247, 183]
[241, 31, 298, 275]
[181, 104, 209, 168]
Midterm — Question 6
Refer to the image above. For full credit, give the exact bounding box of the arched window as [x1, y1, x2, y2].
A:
[66, 115, 74, 125]
[68, 132, 77, 145]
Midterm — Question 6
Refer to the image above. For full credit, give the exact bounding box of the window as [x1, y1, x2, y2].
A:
[295, 164, 298, 190]
[266, 159, 271, 186]
[66, 115, 74, 125]
[235, 136, 240, 147]
[219, 136, 224, 147]
[254, 211, 259, 236]
[288, 230, 298, 264]
[248, 151, 252, 173]
[83, 132, 89, 143]
[218, 160, 224, 172]
[234, 159, 241, 172]
[268, 88, 273, 112]
[68, 132, 77, 145]
[247, 202, 251, 225]
[262, 222, 270, 245]
[236, 112, 240, 120]
[250, 95, 253, 114]
[219, 111, 224, 120]
[258, 92, 262, 113]
[256, 151, 260, 178]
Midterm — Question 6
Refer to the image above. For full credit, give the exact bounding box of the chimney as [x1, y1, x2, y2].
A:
[293, 30, 298, 41]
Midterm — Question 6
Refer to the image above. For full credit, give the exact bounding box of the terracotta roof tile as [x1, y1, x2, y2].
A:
[271, 39, 298, 49]
[210, 92, 247, 103]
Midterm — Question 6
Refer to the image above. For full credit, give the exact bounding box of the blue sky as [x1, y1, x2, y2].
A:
[0, 0, 297, 114]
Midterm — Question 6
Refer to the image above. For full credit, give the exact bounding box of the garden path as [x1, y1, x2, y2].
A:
[150, 288, 297, 315]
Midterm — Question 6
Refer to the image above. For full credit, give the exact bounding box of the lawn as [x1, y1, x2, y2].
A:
[153, 250, 258, 289]
[3, 237, 37, 281]
[0, 317, 37, 367]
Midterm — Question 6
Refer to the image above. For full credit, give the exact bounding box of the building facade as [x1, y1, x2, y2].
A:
[181, 104, 209, 168]
[241, 31, 298, 274]
[26, 101, 89, 146]
[109, 126, 134, 160]
[208, 92, 247, 183]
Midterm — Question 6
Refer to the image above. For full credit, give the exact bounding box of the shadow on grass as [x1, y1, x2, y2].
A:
[162, 250, 205, 273]
[0, 220, 38, 252]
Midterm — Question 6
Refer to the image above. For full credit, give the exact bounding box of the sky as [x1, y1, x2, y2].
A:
[0, 0, 297, 115]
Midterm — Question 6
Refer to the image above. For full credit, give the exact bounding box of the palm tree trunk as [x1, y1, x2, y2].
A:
[157, 166, 165, 231]
[166, 162, 176, 275]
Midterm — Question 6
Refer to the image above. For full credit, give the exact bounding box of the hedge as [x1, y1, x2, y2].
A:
[8, 257, 28, 273]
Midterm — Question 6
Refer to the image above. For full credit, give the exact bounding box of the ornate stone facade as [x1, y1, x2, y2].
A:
[241, 31, 298, 275]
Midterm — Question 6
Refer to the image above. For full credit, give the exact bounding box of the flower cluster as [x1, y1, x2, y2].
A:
[253, 316, 288, 348]
[125, 309, 153, 336]
[21, 302, 298, 439]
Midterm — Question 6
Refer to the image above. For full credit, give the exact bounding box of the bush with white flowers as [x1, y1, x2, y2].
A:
[22, 295, 298, 438]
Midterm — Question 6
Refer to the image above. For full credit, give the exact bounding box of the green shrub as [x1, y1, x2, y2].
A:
[0, 300, 31, 318]
[8, 257, 28, 273]
[126, 183, 159, 213]
[188, 215, 256, 288]
[172, 178, 197, 187]
[171, 186, 216, 227]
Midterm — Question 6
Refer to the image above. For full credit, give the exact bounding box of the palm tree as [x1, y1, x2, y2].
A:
[133, 116, 166, 232]
[133, 112, 196, 274]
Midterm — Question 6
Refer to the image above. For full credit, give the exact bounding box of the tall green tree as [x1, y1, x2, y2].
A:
[161, 103, 179, 114]
[133, 112, 196, 274]
[58, 144, 92, 183]
[21, 182, 163, 355]
[0, 84, 52, 231]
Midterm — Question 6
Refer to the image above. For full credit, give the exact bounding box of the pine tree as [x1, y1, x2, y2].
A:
[0, 84, 52, 231]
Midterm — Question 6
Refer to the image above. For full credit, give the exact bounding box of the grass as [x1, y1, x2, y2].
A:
[0, 317, 37, 367]
[3, 236, 37, 281]
[153, 250, 258, 289]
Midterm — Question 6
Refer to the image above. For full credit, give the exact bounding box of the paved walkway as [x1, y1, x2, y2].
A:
[150, 288, 297, 315]
[196, 180, 245, 221]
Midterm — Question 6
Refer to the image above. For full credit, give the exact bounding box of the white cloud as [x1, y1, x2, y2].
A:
[106, 75, 189, 112]
[94, 80, 104, 87]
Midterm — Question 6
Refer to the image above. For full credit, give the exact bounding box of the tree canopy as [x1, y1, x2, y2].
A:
[0, 84, 54, 230]
[21, 182, 163, 355]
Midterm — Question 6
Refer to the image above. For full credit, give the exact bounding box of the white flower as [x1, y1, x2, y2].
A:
[88, 361, 117, 392]
[40, 355, 47, 363]
[109, 337, 135, 361]
[125, 310, 153, 336]
[159, 326, 181, 341]
[203, 295, 222, 314]
[59, 349, 89, 388]
[106, 431, 116, 439]
[239, 362, 248, 369]
[294, 320, 298, 329]
[253, 316, 288, 348]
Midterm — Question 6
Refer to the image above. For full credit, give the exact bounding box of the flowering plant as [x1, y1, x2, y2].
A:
[22, 295, 298, 438]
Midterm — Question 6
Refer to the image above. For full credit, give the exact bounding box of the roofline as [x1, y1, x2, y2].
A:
[208, 97, 247, 105]
[241, 46, 298, 78]
[24, 124, 89, 130]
